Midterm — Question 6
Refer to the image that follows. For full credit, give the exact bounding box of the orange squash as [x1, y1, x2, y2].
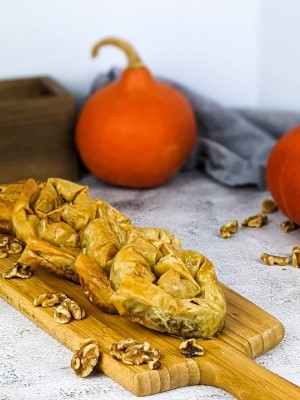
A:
[76, 37, 197, 188]
[266, 125, 300, 225]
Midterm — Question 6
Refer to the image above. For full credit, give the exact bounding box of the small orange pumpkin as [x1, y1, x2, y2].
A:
[266, 125, 300, 225]
[76, 37, 197, 188]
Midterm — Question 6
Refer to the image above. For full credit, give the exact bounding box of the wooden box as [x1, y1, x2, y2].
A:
[0, 76, 78, 183]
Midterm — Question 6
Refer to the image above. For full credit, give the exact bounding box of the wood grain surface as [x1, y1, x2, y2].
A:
[1, 242, 300, 399]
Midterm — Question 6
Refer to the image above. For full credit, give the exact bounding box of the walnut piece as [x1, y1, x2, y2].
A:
[110, 338, 161, 370]
[71, 338, 100, 378]
[2, 263, 31, 279]
[242, 214, 268, 228]
[292, 246, 300, 268]
[0, 236, 23, 255]
[261, 199, 278, 214]
[148, 359, 162, 370]
[33, 292, 85, 323]
[53, 298, 85, 324]
[179, 338, 205, 357]
[61, 298, 86, 320]
[260, 253, 289, 266]
[54, 304, 72, 324]
[220, 220, 238, 238]
[7, 242, 23, 254]
[33, 292, 68, 307]
[280, 220, 299, 233]
[0, 236, 9, 259]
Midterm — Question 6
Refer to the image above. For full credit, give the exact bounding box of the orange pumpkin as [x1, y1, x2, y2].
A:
[76, 37, 197, 188]
[266, 125, 300, 224]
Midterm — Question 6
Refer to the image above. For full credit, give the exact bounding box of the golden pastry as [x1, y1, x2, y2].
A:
[0, 177, 226, 339]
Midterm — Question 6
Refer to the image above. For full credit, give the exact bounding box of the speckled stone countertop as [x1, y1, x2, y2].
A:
[1, 171, 299, 400]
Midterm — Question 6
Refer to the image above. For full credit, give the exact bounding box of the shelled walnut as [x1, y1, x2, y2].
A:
[54, 304, 72, 324]
[32, 291, 86, 324]
[260, 253, 289, 266]
[7, 241, 23, 254]
[110, 338, 161, 370]
[242, 214, 268, 228]
[179, 338, 204, 357]
[33, 292, 68, 307]
[53, 298, 85, 324]
[2, 262, 31, 279]
[61, 298, 86, 320]
[261, 199, 278, 214]
[280, 220, 298, 233]
[71, 338, 100, 377]
[292, 246, 300, 268]
[0, 236, 24, 259]
[220, 220, 238, 238]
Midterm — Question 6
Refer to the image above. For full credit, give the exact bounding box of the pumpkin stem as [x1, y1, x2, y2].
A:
[91, 37, 143, 69]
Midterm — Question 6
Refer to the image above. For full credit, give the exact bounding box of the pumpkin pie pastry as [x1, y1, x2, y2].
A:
[0, 177, 226, 339]
[109, 244, 226, 338]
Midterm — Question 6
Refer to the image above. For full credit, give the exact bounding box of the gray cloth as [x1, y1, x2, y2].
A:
[91, 68, 300, 189]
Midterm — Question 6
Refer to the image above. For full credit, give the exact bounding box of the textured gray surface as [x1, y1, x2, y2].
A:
[1, 171, 299, 400]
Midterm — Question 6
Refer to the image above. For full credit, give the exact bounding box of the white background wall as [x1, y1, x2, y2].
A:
[260, 0, 300, 111]
[0, 0, 299, 111]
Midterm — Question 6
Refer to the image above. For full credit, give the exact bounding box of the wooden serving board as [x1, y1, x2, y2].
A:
[1, 248, 300, 400]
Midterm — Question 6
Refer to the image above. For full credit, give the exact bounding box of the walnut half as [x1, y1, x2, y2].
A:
[292, 246, 300, 268]
[61, 298, 86, 320]
[2, 263, 31, 279]
[242, 214, 268, 228]
[280, 220, 298, 233]
[71, 338, 100, 377]
[0, 236, 23, 257]
[220, 220, 238, 238]
[53, 298, 86, 324]
[7, 241, 23, 254]
[54, 304, 72, 324]
[110, 338, 161, 370]
[261, 199, 278, 214]
[179, 338, 204, 357]
[260, 253, 289, 266]
[33, 292, 68, 307]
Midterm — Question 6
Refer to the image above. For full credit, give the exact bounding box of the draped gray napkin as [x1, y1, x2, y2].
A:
[91, 68, 300, 189]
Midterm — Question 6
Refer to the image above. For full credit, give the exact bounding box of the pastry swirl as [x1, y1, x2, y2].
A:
[0, 178, 226, 338]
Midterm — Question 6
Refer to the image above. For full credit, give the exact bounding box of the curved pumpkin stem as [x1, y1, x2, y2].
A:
[91, 37, 143, 69]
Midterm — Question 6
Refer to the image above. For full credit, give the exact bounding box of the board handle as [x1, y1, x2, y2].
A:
[199, 341, 300, 400]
